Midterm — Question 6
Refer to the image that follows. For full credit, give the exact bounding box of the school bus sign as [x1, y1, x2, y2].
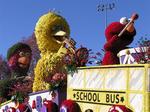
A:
[72, 89, 126, 105]
[67, 64, 150, 112]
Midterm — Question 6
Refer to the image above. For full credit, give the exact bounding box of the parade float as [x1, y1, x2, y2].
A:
[0, 12, 150, 112]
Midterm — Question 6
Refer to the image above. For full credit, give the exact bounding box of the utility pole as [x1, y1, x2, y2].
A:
[97, 1, 115, 29]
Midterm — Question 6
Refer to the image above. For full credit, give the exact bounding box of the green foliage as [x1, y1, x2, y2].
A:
[0, 79, 13, 101]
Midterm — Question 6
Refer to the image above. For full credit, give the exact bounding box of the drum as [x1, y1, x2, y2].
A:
[117, 47, 148, 64]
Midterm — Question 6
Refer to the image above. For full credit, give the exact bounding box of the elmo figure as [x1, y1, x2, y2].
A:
[102, 14, 138, 65]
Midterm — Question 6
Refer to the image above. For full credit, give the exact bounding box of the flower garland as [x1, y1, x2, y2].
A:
[134, 36, 150, 64]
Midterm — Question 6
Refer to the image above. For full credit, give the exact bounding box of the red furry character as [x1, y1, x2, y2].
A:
[60, 99, 81, 112]
[108, 105, 133, 112]
[42, 100, 58, 112]
[102, 15, 138, 65]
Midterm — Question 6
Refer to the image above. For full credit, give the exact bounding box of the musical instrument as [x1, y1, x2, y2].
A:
[118, 13, 139, 37]
[63, 37, 76, 54]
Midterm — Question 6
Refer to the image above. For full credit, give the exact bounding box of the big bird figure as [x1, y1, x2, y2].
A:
[33, 12, 73, 92]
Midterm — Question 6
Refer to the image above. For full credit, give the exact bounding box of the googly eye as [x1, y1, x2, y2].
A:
[120, 17, 129, 25]
[25, 52, 31, 57]
[19, 52, 25, 57]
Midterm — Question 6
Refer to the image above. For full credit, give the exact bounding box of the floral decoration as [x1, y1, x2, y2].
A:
[134, 36, 150, 64]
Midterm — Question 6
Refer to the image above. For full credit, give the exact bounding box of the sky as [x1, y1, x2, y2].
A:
[0, 0, 150, 58]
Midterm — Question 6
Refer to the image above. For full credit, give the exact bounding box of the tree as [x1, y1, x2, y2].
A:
[0, 55, 10, 80]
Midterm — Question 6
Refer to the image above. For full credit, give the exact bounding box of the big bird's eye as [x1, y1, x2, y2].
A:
[52, 25, 64, 32]
[19, 52, 25, 57]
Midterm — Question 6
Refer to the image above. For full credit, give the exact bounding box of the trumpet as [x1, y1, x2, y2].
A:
[118, 13, 139, 37]
[63, 37, 76, 54]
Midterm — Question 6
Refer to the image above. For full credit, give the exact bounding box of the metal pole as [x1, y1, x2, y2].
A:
[97, 2, 115, 29]
[105, 5, 107, 29]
